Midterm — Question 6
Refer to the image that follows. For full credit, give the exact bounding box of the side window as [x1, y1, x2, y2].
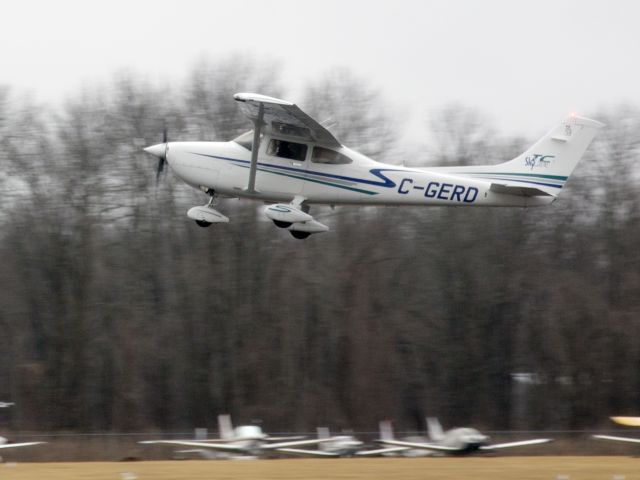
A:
[267, 139, 308, 161]
[311, 146, 352, 164]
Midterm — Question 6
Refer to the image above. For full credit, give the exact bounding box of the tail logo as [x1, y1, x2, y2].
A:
[525, 154, 555, 170]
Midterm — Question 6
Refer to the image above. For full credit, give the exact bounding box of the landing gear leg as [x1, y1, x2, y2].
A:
[205, 188, 219, 208]
[188, 188, 229, 227]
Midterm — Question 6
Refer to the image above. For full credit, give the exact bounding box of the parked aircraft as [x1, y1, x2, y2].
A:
[0, 436, 45, 451]
[593, 416, 640, 444]
[376, 417, 552, 455]
[0, 403, 45, 455]
[144, 93, 602, 239]
[140, 414, 328, 458]
[277, 427, 366, 457]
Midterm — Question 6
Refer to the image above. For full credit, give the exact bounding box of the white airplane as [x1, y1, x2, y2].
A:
[0, 403, 45, 456]
[376, 417, 552, 455]
[144, 93, 603, 239]
[140, 414, 329, 459]
[277, 427, 366, 457]
[593, 416, 640, 445]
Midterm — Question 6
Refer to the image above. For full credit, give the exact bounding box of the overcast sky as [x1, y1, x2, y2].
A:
[3, 0, 638, 135]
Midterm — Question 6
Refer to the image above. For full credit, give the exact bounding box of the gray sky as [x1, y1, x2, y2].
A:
[3, 0, 639, 135]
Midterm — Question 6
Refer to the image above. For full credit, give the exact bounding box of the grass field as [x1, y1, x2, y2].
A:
[0, 457, 638, 480]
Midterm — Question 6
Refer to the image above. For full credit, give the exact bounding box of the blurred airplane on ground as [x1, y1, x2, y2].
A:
[376, 417, 552, 455]
[0, 436, 45, 451]
[276, 427, 365, 457]
[144, 93, 602, 239]
[140, 414, 331, 459]
[0, 403, 45, 458]
[592, 416, 640, 444]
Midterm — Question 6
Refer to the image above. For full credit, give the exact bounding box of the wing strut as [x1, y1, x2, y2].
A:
[246, 102, 264, 194]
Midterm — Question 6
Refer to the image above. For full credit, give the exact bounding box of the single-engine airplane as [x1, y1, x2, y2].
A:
[0, 403, 45, 456]
[375, 417, 552, 455]
[144, 93, 602, 239]
[277, 427, 366, 457]
[140, 414, 330, 459]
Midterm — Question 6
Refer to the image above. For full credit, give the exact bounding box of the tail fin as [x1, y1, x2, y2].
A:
[426, 417, 444, 441]
[446, 115, 603, 196]
[379, 420, 394, 441]
[218, 414, 234, 440]
[317, 427, 330, 440]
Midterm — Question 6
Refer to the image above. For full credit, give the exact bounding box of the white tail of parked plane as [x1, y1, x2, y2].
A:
[436, 115, 604, 197]
[426, 417, 445, 442]
[218, 414, 234, 440]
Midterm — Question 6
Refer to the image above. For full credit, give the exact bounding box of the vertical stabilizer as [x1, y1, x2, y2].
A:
[379, 420, 395, 441]
[440, 115, 603, 196]
[426, 417, 444, 441]
[218, 414, 234, 440]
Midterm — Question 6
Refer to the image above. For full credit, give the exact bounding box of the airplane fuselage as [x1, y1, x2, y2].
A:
[164, 139, 554, 208]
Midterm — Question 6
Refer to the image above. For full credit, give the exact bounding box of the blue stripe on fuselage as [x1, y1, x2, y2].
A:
[190, 152, 406, 188]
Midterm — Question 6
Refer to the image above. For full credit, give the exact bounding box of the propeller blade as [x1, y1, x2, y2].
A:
[153, 126, 169, 185]
[156, 157, 165, 184]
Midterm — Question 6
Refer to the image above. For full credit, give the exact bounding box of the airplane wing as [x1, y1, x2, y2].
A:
[355, 446, 411, 456]
[139, 440, 246, 452]
[0, 442, 45, 449]
[480, 438, 552, 450]
[264, 435, 307, 441]
[592, 434, 640, 444]
[234, 93, 341, 148]
[610, 416, 640, 427]
[260, 437, 335, 450]
[276, 447, 340, 457]
[376, 439, 461, 452]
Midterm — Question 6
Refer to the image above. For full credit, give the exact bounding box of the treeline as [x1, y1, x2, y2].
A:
[0, 57, 638, 435]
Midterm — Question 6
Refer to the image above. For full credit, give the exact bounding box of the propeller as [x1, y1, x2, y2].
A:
[144, 127, 169, 184]
[156, 127, 168, 183]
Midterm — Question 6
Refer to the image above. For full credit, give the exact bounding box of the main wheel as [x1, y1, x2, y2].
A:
[273, 220, 292, 229]
[195, 220, 212, 228]
[290, 230, 310, 240]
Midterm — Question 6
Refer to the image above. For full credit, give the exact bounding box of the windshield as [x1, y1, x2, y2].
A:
[233, 131, 259, 150]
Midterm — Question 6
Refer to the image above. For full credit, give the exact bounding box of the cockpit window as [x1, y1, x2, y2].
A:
[233, 131, 260, 151]
[267, 139, 308, 161]
[311, 146, 352, 164]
